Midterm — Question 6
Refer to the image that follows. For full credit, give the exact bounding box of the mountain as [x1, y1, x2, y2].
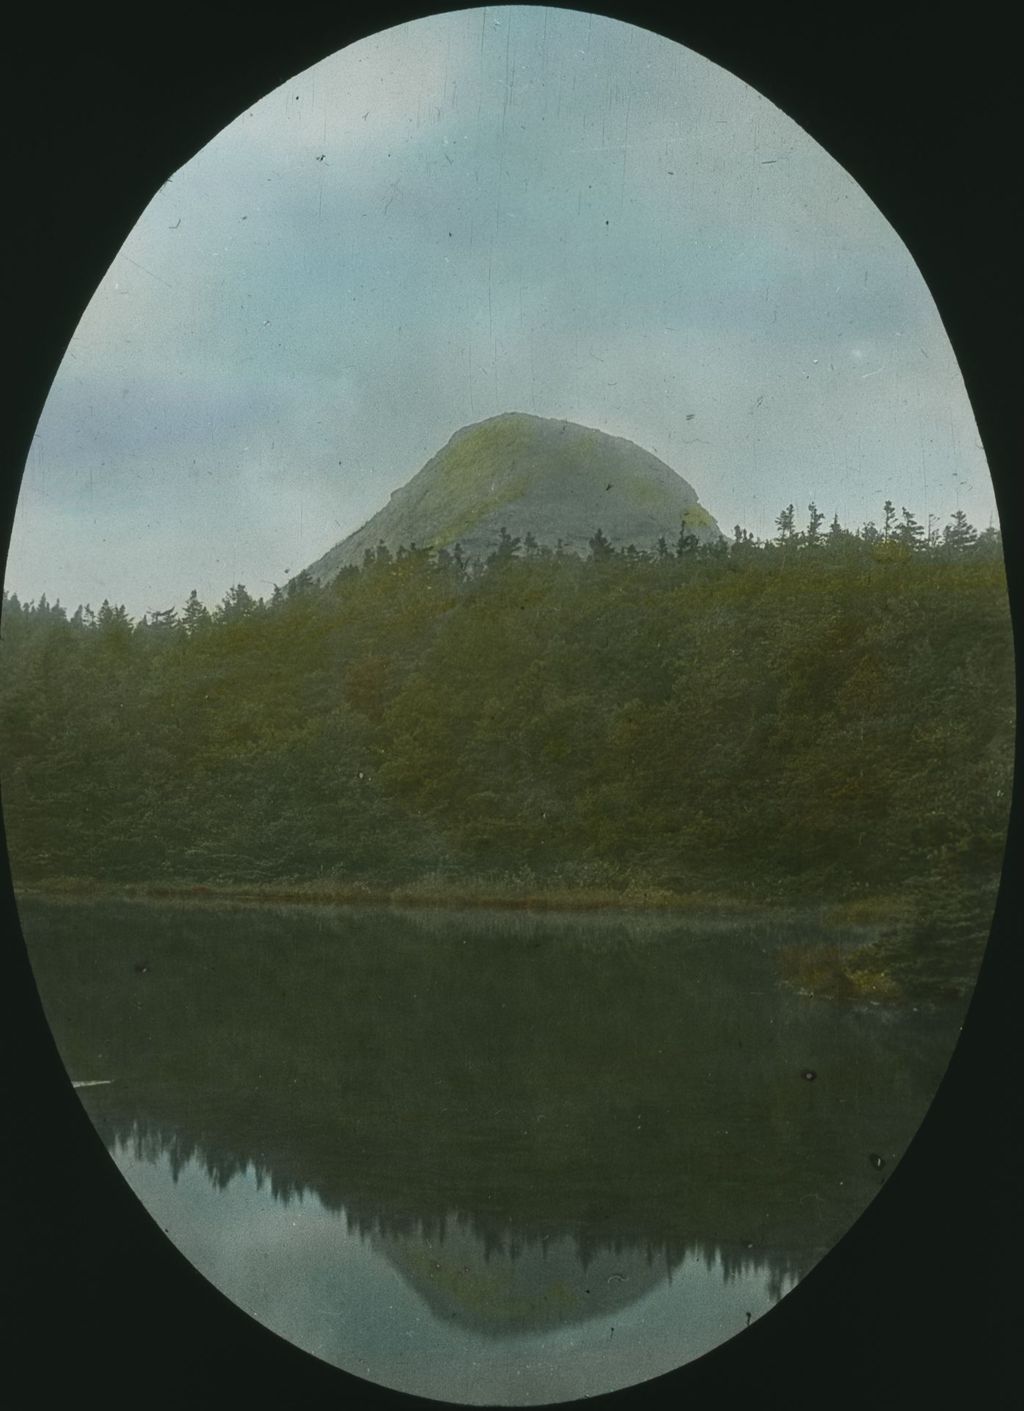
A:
[305, 412, 722, 580]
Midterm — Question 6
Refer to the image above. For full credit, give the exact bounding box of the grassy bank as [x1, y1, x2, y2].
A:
[12, 872, 769, 917]
[780, 886, 998, 1005]
[14, 872, 996, 1007]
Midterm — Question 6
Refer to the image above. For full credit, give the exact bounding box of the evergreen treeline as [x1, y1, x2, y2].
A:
[1, 503, 1013, 997]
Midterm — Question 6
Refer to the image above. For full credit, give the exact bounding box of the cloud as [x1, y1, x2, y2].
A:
[6, 5, 996, 615]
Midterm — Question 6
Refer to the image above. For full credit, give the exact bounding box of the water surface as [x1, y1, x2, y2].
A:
[22, 897, 963, 1404]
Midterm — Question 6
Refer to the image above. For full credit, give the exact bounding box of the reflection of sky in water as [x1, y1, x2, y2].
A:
[114, 1139, 795, 1405]
[32, 896, 960, 1401]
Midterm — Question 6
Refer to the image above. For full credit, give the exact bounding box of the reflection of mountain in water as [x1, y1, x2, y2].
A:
[92, 1106, 806, 1315]
[97, 1113, 800, 1335]
[25, 895, 960, 1331]
[371, 1224, 800, 1327]
[373, 1225, 671, 1337]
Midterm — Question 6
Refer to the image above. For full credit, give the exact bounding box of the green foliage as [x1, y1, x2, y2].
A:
[0, 507, 1012, 999]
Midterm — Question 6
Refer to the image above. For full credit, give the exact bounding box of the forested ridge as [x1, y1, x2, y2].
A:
[1, 504, 1013, 1000]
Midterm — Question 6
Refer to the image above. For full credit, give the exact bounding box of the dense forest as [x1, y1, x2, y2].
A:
[1, 503, 1014, 1000]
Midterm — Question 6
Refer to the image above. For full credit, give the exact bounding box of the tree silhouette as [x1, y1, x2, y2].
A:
[774, 504, 796, 545]
[944, 509, 978, 551]
[588, 527, 615, 561]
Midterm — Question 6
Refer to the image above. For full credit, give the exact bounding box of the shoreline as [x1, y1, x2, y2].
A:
[11, 874, 921, 929]
[13, 876, 981, 1007]
[13, 875, 782, 918]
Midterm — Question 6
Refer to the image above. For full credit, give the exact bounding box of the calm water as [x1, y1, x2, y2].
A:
[22, 897, 963, 1405]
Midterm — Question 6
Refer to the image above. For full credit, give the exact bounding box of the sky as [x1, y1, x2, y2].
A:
[6, 5, 998, 618]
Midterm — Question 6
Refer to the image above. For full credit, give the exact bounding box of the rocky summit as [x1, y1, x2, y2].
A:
[305, 412, 722, 580]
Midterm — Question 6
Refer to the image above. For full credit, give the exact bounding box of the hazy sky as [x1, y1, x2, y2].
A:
[7, 5, 996, 617]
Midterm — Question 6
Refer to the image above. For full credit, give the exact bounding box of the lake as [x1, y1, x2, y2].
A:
[20, 896, 964, 1404]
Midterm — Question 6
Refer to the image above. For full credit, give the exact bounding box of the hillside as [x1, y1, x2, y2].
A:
[305, 412, 722, 580]
[0, 510, 1012, 1002]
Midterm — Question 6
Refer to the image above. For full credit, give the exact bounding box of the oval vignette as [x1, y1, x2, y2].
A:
[4, 7, 1018, 1408]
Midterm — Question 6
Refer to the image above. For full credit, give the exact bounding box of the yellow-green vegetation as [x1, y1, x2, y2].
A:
[781, 879, 1003, 1004]
[420, 420, 533, 544]
[779, 940, 902, 1003]
[821, 893, 920, 927]
[682, 503, 717, 530]
[1, 506, 1012, 1003]
[10, 873, 763, 917]
[305, 413, 722, 580]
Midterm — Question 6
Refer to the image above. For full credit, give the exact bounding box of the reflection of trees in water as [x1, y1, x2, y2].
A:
[31, 897, 959, 1301]
[99, 1112, 805, 1309]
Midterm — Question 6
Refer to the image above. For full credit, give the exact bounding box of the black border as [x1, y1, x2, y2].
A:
[6, 5, 1021, 1407]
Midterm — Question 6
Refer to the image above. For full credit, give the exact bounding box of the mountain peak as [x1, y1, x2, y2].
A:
[306, 414, 721, 580]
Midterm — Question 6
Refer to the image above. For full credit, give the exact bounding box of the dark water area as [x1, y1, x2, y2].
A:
[20, 897, 965, 1404]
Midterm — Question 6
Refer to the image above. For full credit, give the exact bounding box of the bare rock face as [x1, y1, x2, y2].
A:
[305, 412, 722, 579]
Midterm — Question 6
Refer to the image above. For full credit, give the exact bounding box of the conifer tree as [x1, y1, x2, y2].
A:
[216, 584, 257, 621]
[675, 523, 699, 556]
[943, 509, 978, 551]
[489, 527, 522, 564]
[893, 507, 925, 550]
[588, 527, 614, 561]
[775, 504, 796, 545]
